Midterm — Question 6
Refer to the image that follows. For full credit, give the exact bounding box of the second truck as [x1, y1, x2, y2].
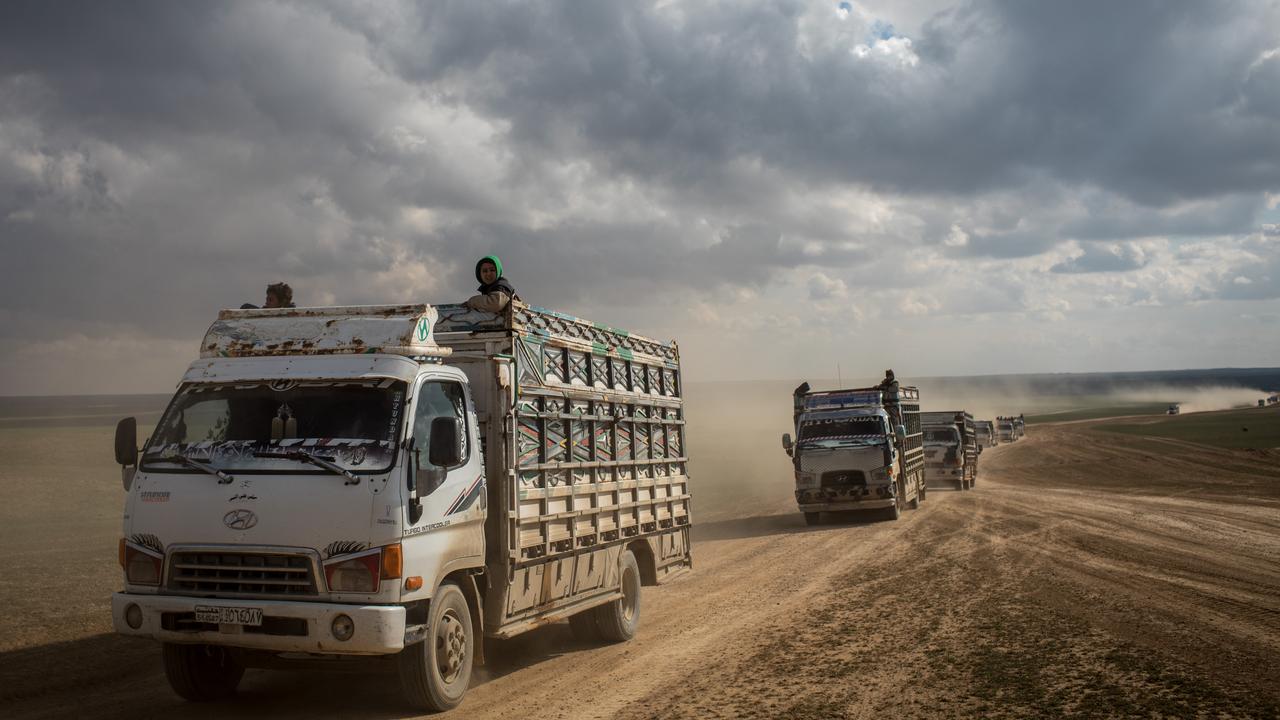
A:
[783, 383, 926, 524]
[922, 411, 979, 491]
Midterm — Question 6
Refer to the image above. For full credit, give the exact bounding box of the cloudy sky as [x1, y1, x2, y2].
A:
[2, 0, 1279, 395]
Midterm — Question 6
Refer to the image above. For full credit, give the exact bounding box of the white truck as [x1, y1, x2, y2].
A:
[111, 302, 692, 711]
[782, 385, 926, 524]
[921, 411, 978, 491]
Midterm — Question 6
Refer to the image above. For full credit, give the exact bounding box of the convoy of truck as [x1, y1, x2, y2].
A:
[783, 384, 926, 524]
[111, 302, 692, 711]
[921, 411, 978, 491]
[107, 296, 1043, 711]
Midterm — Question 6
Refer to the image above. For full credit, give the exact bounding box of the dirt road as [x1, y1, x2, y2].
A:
[3, 418, 1279, 719]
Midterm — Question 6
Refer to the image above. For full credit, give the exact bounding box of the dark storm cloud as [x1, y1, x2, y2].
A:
[1, 0, 1278, 382]
[358, 0, 1280, 202]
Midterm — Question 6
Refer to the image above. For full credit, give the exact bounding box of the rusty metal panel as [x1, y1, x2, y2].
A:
[200, 305, 446, 358]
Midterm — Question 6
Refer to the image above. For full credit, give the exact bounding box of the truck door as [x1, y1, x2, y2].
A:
[402, 375, 486, 592]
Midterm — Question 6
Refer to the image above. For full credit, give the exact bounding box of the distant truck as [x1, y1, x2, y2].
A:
[921, 411, 979, 491]
[110, 302, 692, 712]
[783, 384, 926, 524]
[974, 419, 998, 449]
[1013, 415, 1026, 439]
[996, 416, 1017, 443]
[1167, 403, 1180, 415]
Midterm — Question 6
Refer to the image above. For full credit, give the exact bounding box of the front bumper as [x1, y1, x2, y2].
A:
[112, 593, 407, 655]
[796, 485, 895, 511]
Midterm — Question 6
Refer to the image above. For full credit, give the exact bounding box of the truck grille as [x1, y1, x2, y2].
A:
[167, 550, 318, 598]
[820, 470, 867, 488]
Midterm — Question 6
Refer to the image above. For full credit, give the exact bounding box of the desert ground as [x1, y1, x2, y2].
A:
[1, 398, 1278, 719]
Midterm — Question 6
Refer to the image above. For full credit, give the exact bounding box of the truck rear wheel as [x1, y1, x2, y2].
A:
[162, 643, 244, 702]
[803, 512, 821, 526]
[398, 582, 473, 712]
[594, 550, 641, 642]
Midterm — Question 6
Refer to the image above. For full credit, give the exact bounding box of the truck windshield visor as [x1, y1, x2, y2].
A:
[142, 379, 407, 474]
[923, 428, 960, 446]
[797, 415, 886, 446]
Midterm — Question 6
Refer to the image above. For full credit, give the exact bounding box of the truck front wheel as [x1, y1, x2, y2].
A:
[594, 550, 641, 642]
[398, 582, 474, 712]
[162, 643, 244, 702]
[803, 512, 821, 526]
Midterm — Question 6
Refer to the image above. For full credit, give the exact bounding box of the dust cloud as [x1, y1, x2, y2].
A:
[1112, 385, 1266, 414]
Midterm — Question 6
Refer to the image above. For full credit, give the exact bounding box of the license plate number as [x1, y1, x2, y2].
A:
[195, 605, 263, 626]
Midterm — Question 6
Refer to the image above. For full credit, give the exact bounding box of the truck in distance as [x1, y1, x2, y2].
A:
[921, 411, 978, 491]
[782, 384, 926, 524]
[110, 302, 692, 712]
[996, 415, 1018, 443]
[974, 419, 998, 450]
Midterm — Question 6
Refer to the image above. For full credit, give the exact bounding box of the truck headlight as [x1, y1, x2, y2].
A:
[324, 550, 381, 593]
[870, 467, 890, 483]
[122, 542, 163, 586]
[795, 472, 818, 488]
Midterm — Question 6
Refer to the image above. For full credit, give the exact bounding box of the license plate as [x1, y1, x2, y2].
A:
[195, 605, 263, 626]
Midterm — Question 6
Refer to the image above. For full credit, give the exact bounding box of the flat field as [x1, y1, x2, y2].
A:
[1102, 405, 1280, 449]
[1, 399, 1278, 718]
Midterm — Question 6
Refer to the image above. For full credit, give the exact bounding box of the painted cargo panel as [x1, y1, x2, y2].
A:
[434, 301, 692, 633]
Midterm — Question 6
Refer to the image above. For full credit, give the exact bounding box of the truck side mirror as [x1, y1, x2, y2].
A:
[895, 424, 907, 441]
[115, 417, 138, 466]
[781, 433, 793, 455]
[428, 417, 464, 468]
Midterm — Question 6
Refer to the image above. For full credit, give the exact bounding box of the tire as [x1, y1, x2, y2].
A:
[162, 643, 244, 702]
[594, 551, 641, 642]
[907, 481, 921, 510]
[956, 478, 965, 491]
[568, 609, 601, 641]
[803, 512, 821, 526]
[398, 582, 474, 712]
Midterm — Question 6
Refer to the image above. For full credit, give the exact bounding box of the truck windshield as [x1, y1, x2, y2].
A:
[142, 379, 407, 474]
[798, 415, 885, 446]
[923, 428, 960, 445]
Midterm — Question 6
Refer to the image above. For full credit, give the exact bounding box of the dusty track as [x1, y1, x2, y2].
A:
[2, 420, 1279, 718]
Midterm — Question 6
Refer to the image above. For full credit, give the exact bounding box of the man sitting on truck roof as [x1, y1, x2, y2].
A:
[240, 282, 295, 310]
[465, 255, 519, 313]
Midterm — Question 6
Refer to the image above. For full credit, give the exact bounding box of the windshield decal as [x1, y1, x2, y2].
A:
[145, 439, 394, 472]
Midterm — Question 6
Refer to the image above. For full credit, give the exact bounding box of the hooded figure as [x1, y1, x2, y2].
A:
[465, 255, 518, 313]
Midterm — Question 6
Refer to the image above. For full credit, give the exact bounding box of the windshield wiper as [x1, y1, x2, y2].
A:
[156, 453, 235, 484]
[254, 450, 360, 485]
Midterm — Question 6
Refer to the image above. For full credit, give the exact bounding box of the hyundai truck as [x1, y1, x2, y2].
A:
[782, 384, 925, 525]
[110, 302, 692, 711]
[921, 411, 978, 491]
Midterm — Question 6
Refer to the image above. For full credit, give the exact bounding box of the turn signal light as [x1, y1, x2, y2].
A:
[382, 543, 403, 580]
[404, 576, 423, 592]
[123, 544, 163, 585]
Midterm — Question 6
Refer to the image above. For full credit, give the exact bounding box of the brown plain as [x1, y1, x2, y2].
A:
[1, 393, 1278, 718]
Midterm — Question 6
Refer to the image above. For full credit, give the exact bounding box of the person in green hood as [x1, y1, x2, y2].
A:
[465, 255, 519, 313]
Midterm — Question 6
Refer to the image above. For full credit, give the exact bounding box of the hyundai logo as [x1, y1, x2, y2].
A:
[223, 509, 258, 530]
